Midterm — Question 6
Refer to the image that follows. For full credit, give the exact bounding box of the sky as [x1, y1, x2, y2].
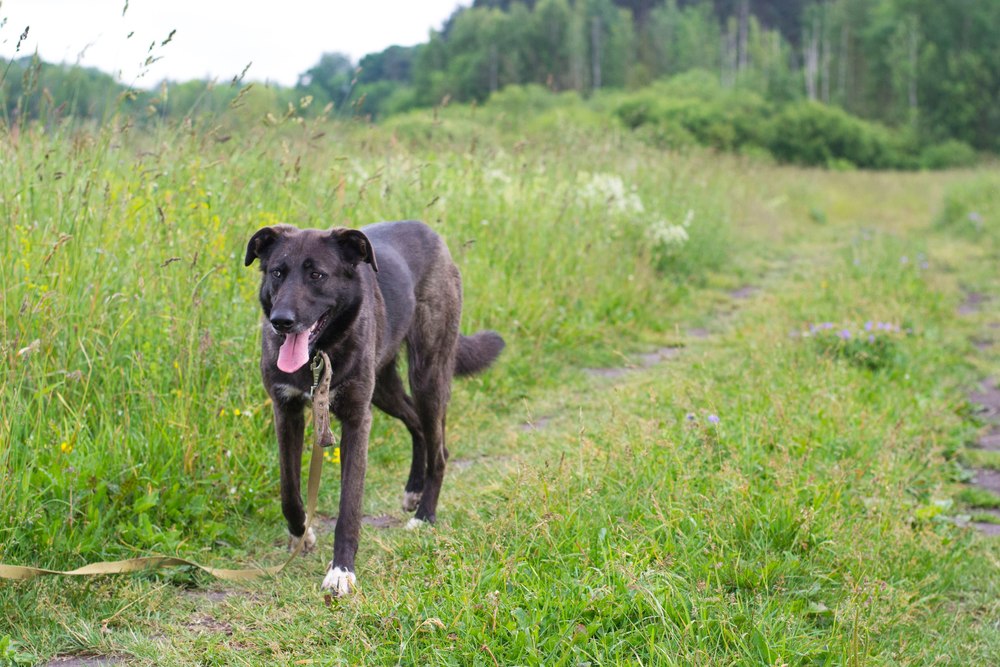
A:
[0, 0, 470, 87]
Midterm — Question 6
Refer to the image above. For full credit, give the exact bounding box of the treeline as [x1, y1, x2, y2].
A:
[384, 0, 999, 152]
[2, 0, 997, 165]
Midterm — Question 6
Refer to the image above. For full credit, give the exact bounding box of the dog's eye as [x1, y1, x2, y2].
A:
[310, 271, 325, 281]
[271, 269, 282, 279]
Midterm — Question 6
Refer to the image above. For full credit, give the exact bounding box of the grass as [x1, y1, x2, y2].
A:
[1, 105, 999, 664]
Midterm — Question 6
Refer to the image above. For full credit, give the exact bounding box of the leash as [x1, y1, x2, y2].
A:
[0, 352, 334, 582]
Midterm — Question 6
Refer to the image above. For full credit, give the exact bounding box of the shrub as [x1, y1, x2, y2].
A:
[764, 102, 907, 169]
[919, 140, 979, 170]
[485, 84, 582, 118]
[612, 75, 771, 152]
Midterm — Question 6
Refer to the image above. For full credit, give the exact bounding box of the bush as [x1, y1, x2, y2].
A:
[485, 84, 582, 118]
[919, 140, 979, 170]
[612, 73, 771, 152]
[763, 102, 908, 169]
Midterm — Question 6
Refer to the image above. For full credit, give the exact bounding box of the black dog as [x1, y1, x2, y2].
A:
[245, 220, 504, 595]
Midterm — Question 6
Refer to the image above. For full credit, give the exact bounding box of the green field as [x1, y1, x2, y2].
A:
[1, 107, 999, 665]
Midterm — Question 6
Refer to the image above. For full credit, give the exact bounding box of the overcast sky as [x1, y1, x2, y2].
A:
[0, 0, 469, 87]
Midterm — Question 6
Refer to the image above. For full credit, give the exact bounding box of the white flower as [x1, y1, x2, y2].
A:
[484, 168, 511, 184]
[579, 172, 645, 215]
[649, 219, 689, 248]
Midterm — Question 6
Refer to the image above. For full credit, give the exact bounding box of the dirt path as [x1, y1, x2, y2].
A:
[958, 288, 1000, 536]
[42, 252, 999, 665]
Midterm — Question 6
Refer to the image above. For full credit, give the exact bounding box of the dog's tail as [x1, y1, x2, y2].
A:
[454, 331, 506, 377]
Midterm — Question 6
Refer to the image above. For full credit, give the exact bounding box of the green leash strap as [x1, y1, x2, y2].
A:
[0, 352, 332, 583]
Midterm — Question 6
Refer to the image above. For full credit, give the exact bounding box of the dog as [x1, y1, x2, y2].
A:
[245, 220, 504, 596]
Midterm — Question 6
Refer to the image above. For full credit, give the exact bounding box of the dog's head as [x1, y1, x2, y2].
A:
[245, 224, 378, 373]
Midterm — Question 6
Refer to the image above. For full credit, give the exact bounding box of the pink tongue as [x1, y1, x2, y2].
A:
[276, 330, 311, 373]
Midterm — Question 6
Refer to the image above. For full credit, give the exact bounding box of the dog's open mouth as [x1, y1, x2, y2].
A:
[276, 311, 331, 374]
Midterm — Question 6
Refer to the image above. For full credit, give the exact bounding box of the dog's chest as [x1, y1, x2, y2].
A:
[272, 382, 338, 405]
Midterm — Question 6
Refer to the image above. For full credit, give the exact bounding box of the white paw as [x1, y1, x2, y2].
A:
[402, 490, 422, 512]
[321, 565, 357, 597]
[405, 517, 428, 531]
[288, 526, 316, 554]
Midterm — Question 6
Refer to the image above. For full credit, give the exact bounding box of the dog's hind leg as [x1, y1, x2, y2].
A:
[407, 364, 453, 527]
[371, 358, 426, 512]
[406, 269, 461, 527]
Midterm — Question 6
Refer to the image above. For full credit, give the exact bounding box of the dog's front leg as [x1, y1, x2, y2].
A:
[322, 407, 371, 597]
[274, 405, 316, 553]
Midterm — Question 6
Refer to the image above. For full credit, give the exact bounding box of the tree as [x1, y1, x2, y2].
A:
[297, 53, 356, 111]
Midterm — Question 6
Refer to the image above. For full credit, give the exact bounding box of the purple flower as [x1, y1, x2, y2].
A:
[864, 321, 873, 331]
[823, 322, 834, 330]
[969, 211, 983, 224]
[707, 414, 720, 424]
[685, 413, 696, 422]
[838, 329, 852, 340]
[868, 335, 875, 343]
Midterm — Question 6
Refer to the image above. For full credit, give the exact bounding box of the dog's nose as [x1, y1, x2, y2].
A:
[270, 310, 296, 333]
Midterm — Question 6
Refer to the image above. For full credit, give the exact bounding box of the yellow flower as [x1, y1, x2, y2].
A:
[233, 408, 241, 417]
[60, 441, 73, 454]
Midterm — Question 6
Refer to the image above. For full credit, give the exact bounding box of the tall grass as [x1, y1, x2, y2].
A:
[0, 109, 733, 569]
[2, 98, 999, 664]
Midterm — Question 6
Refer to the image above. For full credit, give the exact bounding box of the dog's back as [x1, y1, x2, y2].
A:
[363, 220, 504, 377]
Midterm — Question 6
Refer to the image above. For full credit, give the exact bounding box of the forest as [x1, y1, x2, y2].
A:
[2, 0, 998, 168]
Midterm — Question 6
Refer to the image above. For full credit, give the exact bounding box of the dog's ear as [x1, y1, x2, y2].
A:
[245, 227, 281, 267]
[331, 228, 379, 273]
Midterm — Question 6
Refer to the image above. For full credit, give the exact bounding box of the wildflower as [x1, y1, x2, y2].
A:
[578, 172, 645, 215]
[484, 168, 511, 184]
[648, 220, 689, 249]
[707, 414, 720, 424]
[838, 330, 852, 340]
[968, 211, 983, 224]
[864, 321, 873, 331]
[233, 408, 241, 417]
[685, 413, 696, 422]
[60, 441, 73, 454]
[324, 447, 342, 464]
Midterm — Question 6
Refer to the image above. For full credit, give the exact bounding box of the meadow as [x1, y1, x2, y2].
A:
[1, 102, 999, 664]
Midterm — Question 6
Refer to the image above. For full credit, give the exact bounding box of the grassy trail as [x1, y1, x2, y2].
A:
[1, 116, 998, 664]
